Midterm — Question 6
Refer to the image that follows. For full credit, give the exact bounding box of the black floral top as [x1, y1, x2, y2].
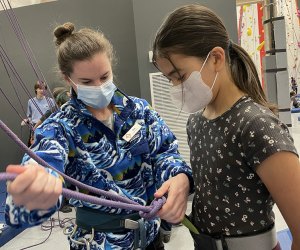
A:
[187, 96, 298, 236]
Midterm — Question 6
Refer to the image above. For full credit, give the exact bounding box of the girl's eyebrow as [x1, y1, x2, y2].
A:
[167, 68, 182, 78]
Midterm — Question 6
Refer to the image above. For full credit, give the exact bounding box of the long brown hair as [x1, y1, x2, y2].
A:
[153, 4, 277, 114]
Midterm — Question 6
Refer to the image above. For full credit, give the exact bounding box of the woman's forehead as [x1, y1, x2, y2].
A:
[72, 52, 111, 78]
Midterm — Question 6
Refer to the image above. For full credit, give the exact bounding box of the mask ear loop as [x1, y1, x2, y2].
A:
[199, 51, 211, 73]
[210, 72, 219, 91]
[68, 77, 78, 87]
[67, 77, 79, 98]
[176, 84, 184, 118]
[200, 51, 219, 91]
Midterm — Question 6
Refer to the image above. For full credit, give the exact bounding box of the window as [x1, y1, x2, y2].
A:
[149, 72, 191, 166]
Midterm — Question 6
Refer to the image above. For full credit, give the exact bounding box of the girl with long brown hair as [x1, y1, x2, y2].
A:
[153, 4, 300, 250]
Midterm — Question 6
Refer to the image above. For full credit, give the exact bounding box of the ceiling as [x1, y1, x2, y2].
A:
[1, 1, 265, 10]
[0, 0, 56, 10]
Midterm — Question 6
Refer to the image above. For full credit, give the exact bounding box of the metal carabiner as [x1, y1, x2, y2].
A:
[68, 224, 95, 250]
[63, 224, 76, 236]
[85, 228, 95, 245]
[83, 238, 91, 250]
[76, 238, 90, 250]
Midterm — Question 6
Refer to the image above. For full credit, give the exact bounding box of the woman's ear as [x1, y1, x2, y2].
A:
[62, 73, 71, 85]
[210, 47, 226, 72]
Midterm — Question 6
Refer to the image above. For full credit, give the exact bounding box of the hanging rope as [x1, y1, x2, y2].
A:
[0, 0, 58, 113]
[0, 119, 165, 220]
[0, 52, 27, 119]
[0, 43, 42, 125]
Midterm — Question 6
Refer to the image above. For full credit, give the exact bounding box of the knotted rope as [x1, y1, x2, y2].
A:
[0, 120, 165, 220]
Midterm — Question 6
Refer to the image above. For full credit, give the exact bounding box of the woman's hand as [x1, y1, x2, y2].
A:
[154, 173, 190, 224]
[21, 118, 29, 126]
[6, 164, 62, 211]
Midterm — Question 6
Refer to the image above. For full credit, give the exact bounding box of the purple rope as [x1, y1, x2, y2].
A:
[0, 1, 165, 218]
[0, 173, 164, 215]
[139, 196, 166, 220]
[0, 120, 136, 204]
[0, 120, 165, 219]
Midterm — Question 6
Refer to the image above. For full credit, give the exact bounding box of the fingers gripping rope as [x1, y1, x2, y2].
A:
[139, 196, 167, 220]
[0, 120, 165, 219]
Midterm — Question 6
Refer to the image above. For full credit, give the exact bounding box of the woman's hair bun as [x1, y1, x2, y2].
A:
[54, 22, 75, 46]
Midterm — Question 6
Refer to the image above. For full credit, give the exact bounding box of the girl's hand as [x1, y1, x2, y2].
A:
[6, 164, 62, 211]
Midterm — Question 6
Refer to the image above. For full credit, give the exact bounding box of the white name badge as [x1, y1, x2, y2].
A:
[122, 123, 142, 142]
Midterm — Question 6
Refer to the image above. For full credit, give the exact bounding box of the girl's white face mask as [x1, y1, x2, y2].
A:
[169, 52, 218, 114]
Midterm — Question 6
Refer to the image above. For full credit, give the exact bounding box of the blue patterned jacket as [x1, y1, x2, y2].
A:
[6, 89, 193, 249]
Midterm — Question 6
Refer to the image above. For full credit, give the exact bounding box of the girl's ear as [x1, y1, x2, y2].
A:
[210, 46, 226, 72]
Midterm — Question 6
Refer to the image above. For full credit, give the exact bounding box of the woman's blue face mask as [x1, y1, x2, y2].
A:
[69, 77, 117, 109]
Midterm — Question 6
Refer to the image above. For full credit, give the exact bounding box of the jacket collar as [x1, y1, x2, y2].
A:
[69, 88, 136, 122]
